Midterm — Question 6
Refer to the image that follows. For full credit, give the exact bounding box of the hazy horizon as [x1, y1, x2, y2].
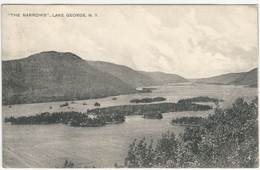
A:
[2, 5, 258, 78]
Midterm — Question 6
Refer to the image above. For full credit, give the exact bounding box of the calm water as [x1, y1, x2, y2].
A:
[2, 84, 257, 168]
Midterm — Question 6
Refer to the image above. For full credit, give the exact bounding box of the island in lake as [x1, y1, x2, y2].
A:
[177, 96, 224, 104]
[87, 100, 213, 116]
[5, 112, 125, 127]
[130, 97, 166, 103]
[143, 112, 163, 119]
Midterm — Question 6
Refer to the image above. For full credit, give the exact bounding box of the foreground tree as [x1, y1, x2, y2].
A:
[124, 97, 258, 168]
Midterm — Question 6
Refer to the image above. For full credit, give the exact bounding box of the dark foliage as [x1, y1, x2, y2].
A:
[130, 97, 166, 103]
[88, 102, 212, 116]
[136, 89, 152, 93]
[171, 116, 206, 126]
[63, 160, 75, 168]
[124, 97, 258, 168]
[136, 88, 158, 93]
[5, 111, 125, 127]
[142, 88, 157, 90]
[143, 112, 163, 119]
[178, 96, 223, 105]
[94, 102, 101, 106]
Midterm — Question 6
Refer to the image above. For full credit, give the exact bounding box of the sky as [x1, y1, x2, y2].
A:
[2, 5, 258, 78]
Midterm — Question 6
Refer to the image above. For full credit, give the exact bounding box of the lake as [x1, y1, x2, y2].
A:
[2, 83, 257, 168]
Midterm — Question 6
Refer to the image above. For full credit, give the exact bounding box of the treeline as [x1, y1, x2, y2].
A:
[171, 116, 206, 126]
[124, 97, 258, 168]
[142, 88, 157, 91]
[87, 102, 212, 116]
[178, 96, 223, 104]
[4, 111, 125, 127]
[130, 97, 166, 103]
[61, 160, 96, 168]
[143, 112, 163, 119]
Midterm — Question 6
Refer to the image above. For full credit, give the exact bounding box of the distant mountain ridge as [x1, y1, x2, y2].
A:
[3, 51, 136, 105]
[191, 68, 257, 87]
[87, 61, 188, 87]
[191, 72, 245, 85]
[139, 71, 188, 85]
[230, 68, 258, 87]
[87, 61, 158, 87]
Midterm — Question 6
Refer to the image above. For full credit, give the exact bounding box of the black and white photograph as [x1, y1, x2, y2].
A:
[1, 4, 259, 168]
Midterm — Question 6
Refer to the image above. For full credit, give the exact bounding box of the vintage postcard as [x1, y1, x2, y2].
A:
[1, 5, 258, 168]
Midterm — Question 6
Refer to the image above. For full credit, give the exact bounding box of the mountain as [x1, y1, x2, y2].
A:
[191, 68, 258, 87]
[139, 71, 188, 85]
[230, 68, 258, 87]
[87, 61, 188, 87]
[2, 51, 136, 105]
[191, 72, 245, 85]
[87, 61, 158, 87]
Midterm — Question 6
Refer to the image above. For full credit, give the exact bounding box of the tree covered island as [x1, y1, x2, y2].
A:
[178, 96, 223, 104]
[143, 112, 163, 119]
[130, 97, 166, 103]
[87, 101, 213, 117]
[136, 88, 156, 93]
[4, 111, 125, 127]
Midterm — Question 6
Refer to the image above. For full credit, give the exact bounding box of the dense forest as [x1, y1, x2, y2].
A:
[178, 96, 223, 104]
[124, 97, 258, 168]
[171, 116, 206, 126]
[130, 97, 166, 103]
[87, 102, 212, 116]
[143, 112, 163, 119]
[4, 111, 125, 127]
